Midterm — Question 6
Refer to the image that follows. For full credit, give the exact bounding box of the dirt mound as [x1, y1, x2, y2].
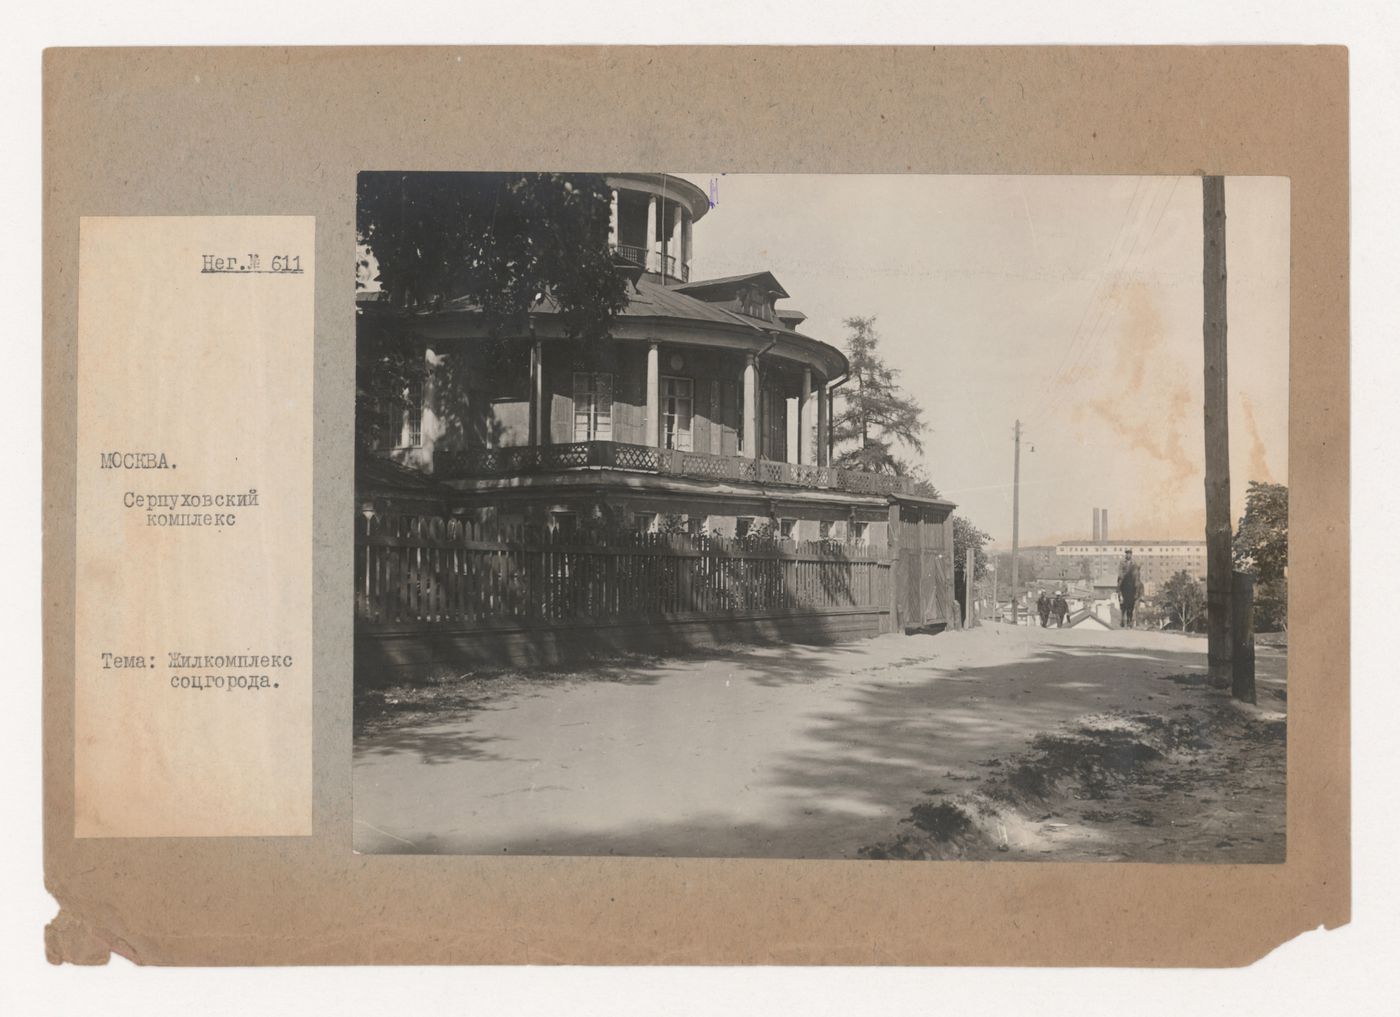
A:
[861, 687, 1286, 863]
[908, 801, 974, 839]
[861, 798, 993, 859]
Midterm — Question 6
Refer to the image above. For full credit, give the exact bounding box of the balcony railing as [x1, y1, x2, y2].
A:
[434, 440, 915, 496]
[613, 242, 648, 265]
[612, 244, 689, 282]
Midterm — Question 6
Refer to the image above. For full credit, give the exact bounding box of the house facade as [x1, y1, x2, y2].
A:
[355, 173, 955, 674]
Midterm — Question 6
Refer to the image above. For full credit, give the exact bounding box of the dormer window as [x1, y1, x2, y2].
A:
[673, 271, 789, 325]
[739, 284, 774, 322]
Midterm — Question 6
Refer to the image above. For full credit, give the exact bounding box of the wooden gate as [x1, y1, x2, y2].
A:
[892, 499, 955, 631]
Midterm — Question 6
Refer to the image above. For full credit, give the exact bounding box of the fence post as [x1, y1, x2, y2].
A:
[887, 503, 901, 633]
[1231, 570, 1256, 703]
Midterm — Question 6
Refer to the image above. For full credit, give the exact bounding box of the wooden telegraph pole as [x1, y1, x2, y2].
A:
[1202, 176, 1234, 687]
[966, 547, 979, 628]
[1010, 419, 1021, 625]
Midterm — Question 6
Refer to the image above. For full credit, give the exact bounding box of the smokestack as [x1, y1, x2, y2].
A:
[1093, 508, 1101, 542]
[1102, 509, 1110, 543]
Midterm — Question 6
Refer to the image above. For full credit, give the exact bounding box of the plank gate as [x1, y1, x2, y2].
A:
[893, 504, 955, 631]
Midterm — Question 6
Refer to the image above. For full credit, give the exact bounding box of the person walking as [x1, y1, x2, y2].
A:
[1118, 549, 1144, 628]
[1036, 591, 1051, 628]
[1053, 591, 1069, 628]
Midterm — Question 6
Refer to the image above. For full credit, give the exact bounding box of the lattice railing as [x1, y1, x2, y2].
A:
[434, 441, 916, 495]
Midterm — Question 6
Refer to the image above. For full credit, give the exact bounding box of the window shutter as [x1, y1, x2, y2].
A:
[572, 372, 590, 442]
[595, 373, 613, 440]
[676, 377, 693, 451]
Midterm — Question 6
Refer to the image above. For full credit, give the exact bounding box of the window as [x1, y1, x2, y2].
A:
[488, 345, 531, 401]
[661, 376, 693, 451]
[818, 520, 832, 540]
[778, 518, 796, 539]
[550, 512, 577, 539]
[572, 372, 614, 442]
[736, 516, 754, 539]
[634, 512, 657, 534]
[737, 387, 745, 454]
[379, 374, 423, 449]
[849, 521, 868, 544]
[739, 284, 774, 322]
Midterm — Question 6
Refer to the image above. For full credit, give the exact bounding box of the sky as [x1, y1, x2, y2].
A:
[679, 174, 1290, 548]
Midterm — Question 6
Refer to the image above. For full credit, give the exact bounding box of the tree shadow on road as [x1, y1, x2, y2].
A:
[355, 723, 514, 767]
[351, 632, 1287, 857]
[763, 643, 1217, 821]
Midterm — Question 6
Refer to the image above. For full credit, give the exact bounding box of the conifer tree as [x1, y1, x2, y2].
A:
[831, 316, 926, 475]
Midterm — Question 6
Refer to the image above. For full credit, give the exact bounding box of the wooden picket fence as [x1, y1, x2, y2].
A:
[354, 513, 891, 632]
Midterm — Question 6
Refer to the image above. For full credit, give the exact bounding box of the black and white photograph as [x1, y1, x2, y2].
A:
[351, 170, 1289, 862]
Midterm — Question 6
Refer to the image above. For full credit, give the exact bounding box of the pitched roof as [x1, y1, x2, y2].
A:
[619, 278, 765, 330]
[433, 277, 766, 333]
[673, 271, 791, 301]
[375, 276, 849, 377]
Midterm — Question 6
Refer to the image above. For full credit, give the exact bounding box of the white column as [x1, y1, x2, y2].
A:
[609, 189, 619, 247]
[669, 204, 683, 278]
[529, 340, 543, 446]
[798, 368, 814, 465]
[646, 342, 660, 447]
[741, 354, 758, 459]
[682, 214, 692, 280]
[645, 194, 658, 272]
[815, 376, 829, 466]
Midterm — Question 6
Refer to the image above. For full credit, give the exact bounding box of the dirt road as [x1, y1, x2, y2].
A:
[352, 623, 1286, 860]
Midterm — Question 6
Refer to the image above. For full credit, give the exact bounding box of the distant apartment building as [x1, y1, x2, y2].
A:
[1015, 544, 1086, 582]
[1055, 539, 1207, 596]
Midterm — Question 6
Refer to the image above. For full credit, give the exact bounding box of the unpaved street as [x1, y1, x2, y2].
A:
[352, 624, 1286, 860]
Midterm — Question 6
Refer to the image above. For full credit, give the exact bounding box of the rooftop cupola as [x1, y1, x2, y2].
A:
[605, 173, 710, 284]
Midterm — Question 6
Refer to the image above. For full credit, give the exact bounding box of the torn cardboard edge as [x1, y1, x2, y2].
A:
[42, 45, 1349, 967]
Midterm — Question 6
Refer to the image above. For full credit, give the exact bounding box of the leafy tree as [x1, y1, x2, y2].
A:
[1160, 570, 1206, 632]
[953, 516, 992, 582]
[357, 171, 627, 336]
[1233, 481, 1289, 631]
[356, 172, 630, 454]
[952, 515, 992, 624]
[832, 316, 926, 474]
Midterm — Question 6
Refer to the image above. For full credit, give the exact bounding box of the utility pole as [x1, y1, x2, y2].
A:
[966, 547, 979, 628]
[1202, 176, 1234, 687]
[1010, 419, 1021, 625]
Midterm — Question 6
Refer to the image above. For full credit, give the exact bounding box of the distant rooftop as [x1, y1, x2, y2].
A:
[1057, 539, 1206, 548]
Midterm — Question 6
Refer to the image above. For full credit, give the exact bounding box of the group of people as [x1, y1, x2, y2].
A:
[1030, 550, 1145, 630]
[1036, 590, 1070, 628]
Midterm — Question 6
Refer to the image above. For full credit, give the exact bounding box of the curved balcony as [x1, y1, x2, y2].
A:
[435, 441, 917, 496]
[612, 243, 689, 282]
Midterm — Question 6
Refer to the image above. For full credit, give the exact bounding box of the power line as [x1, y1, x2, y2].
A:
[1057, 175, 1183, 388]
[1026, 177, 1147, 425]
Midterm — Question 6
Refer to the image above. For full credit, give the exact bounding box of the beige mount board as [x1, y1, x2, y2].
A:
[43, 46, 1347, 966]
